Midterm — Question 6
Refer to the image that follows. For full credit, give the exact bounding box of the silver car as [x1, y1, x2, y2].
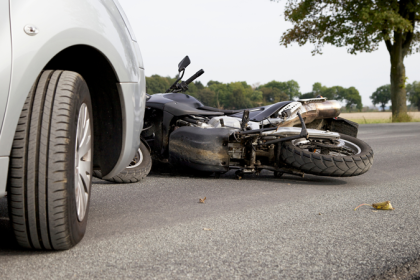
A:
[0, 0, 146, 249]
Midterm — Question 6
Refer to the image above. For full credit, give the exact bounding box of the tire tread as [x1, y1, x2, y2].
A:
[280, 134, 373, 177]
[8, 70, 92, 250]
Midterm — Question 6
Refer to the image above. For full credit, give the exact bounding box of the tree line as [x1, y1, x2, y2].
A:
[370, 82, 420, 111]
[146, 75, 364, 111]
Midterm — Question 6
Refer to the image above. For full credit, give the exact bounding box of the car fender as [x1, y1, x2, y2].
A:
[0, 0, 145, 178]
[0, 0, 12, 147]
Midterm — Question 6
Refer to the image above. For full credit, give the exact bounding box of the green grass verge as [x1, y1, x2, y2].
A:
[348, 118, 420, 124]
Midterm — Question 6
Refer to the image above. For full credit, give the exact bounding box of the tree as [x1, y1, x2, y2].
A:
[250, 90, 263, 104]
[196, 88, 217, 107]
[342, 87, 363, 112]
[300, 92, 315, 99]
[312, 82, 327, 97]
[207, 81, 230, 108]
[260, 80, 301, 100]
[274, 0, 420, 121]
[260, 87, 289, 103]
[302, 82, 362, 111]
[146, 74, 362, 110]
[407, 81, 420, 110]
[145, 75, 174, 94]
[228, 82, 254, 109]
[300, 82, 340, 100]
[370, 85, 391, 111]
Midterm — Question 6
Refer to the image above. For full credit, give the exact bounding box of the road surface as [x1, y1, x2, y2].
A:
[1, 123, 419, 279]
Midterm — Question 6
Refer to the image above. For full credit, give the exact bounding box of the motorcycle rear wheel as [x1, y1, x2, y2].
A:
[280, 134, 373, 177]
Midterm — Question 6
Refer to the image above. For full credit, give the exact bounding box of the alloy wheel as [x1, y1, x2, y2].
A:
[74, 103, 92, 221]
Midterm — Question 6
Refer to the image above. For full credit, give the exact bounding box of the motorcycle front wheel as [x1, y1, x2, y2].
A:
[280, 134, 373, 177]
[93, 141, 152, 183]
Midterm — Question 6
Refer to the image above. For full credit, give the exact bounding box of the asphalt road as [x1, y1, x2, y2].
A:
[1, 123, 420, 279]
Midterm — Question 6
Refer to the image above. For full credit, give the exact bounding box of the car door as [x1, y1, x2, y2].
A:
[0, 0, 12, 136]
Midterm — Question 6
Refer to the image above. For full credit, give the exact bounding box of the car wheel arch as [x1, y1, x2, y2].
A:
[44, 45, 125, 175]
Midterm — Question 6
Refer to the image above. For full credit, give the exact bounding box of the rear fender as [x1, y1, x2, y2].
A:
[324, 117, 359, 138]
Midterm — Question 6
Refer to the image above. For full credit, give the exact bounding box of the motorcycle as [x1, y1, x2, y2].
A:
[102, 56, 374, 182]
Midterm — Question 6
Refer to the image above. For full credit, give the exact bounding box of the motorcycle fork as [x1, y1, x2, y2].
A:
[247, 137, 258, 170]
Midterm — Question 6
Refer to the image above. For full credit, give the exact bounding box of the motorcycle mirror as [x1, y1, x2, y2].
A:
[178, 56, 191, 72]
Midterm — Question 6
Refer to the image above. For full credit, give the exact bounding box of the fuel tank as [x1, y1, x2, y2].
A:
[168, 126, 230, 172]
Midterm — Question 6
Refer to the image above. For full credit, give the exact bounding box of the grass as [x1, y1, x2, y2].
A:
[347, 117, 420, 124]
[343, 112, 420, 124]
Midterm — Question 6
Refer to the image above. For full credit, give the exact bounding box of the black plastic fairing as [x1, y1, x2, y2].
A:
[164, 102, 224, 116]
[146, 93, 224, 116]
[229, 101, 291, 122]
[169, 127, 230, 172]
[198, 106, 243, 115]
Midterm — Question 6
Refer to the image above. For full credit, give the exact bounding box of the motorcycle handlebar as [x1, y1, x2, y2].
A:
[185, 69, 204, 85]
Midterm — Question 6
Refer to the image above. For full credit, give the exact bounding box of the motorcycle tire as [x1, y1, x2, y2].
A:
[93, 141, 151, 183]
[280, 134, 373, 177]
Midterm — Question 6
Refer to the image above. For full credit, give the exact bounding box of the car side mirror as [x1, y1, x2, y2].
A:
[178, 56, 190, 72]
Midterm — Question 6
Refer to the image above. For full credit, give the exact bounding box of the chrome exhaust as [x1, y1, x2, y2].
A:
[277, 100, 341, 127]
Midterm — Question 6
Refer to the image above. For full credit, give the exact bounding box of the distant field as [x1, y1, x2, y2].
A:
[340, 112, 420, 124]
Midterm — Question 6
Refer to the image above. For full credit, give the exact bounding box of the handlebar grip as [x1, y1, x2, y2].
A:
[185, 69, 205, 85]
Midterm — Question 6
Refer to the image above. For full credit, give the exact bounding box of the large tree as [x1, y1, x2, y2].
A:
[274, 0, 419, 121]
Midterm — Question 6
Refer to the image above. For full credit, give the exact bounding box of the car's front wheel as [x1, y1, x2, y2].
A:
[8, 70, 93, 250]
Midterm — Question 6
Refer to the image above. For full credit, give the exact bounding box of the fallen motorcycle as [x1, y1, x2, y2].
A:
[105, 56, 374, 181]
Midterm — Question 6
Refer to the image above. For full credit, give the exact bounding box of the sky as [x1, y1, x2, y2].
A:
[118, 0, 420, 107]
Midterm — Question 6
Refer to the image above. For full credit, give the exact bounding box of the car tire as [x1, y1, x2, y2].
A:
[92, 141, 151, 183]
[7, 70, 93, 250]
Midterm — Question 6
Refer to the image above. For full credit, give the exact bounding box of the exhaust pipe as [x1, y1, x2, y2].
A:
[279, 100, 341, 127]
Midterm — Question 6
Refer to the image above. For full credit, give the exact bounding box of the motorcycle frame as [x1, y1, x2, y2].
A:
[142, 97, 357, 177]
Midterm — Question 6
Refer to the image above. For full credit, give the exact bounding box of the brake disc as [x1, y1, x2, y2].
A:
[311, 140, 345, 149]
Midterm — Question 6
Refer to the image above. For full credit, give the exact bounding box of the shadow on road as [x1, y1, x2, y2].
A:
[265, 174, 348, 186]
[0, 198, 59, 256]
[0, 197, 21, 252]
[0, 171, 348, 254]
[92, 177, 116, 185]
[145, 170, 348, 187]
